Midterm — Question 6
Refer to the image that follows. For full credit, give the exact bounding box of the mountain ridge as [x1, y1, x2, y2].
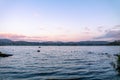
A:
[0, 38, 119, 46]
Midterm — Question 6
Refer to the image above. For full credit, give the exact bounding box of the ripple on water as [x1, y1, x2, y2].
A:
[0, 46, 120, 80]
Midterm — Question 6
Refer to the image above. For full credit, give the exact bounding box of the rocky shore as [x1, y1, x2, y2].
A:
[0, 52, 13, 57]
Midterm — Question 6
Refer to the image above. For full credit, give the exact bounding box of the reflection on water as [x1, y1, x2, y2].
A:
[0, 46, 120, 80]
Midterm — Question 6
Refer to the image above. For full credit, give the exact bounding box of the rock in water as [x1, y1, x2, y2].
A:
[0, 52, 13, 57]
[37, 50, 40, 52]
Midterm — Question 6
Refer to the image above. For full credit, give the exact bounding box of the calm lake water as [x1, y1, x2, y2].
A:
[0, 46, 120, 80]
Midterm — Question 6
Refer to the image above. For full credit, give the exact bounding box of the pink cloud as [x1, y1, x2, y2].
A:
[0, 33, 95, 42]
[0, 33, 48, 41]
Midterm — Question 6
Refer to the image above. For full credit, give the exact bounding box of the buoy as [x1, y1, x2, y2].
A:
[37, 50, 40, 52]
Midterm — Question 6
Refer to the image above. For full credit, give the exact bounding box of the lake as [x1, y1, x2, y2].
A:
[0, 46, 120, 80]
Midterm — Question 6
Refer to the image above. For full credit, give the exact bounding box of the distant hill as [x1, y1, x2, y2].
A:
[76, 41, 109, 45]
[0, 39, 120, 46]
[0, 39, 13, 45]
[108, 40, 120, 45]
[0, 39, 12, 43]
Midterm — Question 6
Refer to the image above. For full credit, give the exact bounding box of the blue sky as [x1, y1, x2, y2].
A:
[0, 0, 120, 41]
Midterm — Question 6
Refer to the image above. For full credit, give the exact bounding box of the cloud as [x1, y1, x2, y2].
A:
[112, 25, 120, 30]
[0, 33, 48, 41]
[94, 30, 120, 40]
[0, 33, 94, 42]
[97, 26, 104, 32]
[93, 25, 120, 41]
[84, 27, 90, 31]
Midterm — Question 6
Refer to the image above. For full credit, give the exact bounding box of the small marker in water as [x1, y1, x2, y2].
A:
[37, 50, 40, 52]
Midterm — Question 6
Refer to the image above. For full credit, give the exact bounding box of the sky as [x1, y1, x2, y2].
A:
[0, 0, 120, 42]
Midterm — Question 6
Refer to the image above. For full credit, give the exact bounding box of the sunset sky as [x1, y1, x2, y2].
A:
[0, 0, 120, 42]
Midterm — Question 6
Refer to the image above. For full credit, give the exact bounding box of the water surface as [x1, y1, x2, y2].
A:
[0, 46, 120, 80]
